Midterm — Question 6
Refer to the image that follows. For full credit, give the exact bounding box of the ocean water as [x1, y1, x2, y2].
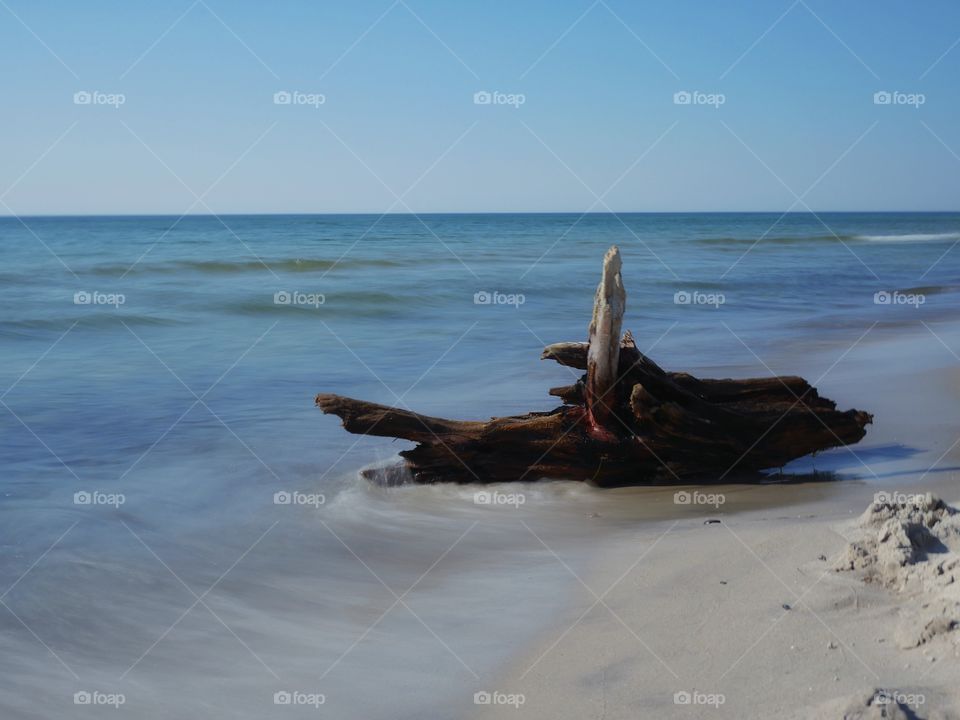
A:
[1, 212, 959, 718]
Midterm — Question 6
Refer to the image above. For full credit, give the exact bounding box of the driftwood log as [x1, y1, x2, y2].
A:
[316, 246, 871, 486]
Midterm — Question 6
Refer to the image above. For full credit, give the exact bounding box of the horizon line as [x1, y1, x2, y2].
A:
[2, 209, 959, 219]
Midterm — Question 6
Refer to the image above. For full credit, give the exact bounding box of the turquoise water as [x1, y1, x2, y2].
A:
[2, 212, 959, 718]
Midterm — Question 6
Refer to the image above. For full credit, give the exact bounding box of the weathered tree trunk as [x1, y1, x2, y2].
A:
[585, 246, 626, 435]
[316, 246, 872, 486]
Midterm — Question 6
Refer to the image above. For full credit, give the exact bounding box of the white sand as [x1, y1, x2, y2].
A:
[470, 498, 959, 719]
[835, 493, 960, 652]
[468, 329, 960, 720]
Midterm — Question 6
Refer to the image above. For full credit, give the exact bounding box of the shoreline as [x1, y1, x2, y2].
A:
[468, 319, 960, 719]
[472, 498, 960, 719]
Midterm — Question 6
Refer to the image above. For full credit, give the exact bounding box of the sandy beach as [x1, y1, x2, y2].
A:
[471, 494, 959, 719]
[467, 327, 960, 720]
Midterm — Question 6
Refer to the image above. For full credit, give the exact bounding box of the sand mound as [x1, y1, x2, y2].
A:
[835, 493, 960, 648]
[794, 688, 924, 719]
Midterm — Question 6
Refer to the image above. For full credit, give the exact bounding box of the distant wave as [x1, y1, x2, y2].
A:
[695, 235, 849, 246]
[227, 291, 411, 318]
[896, 284, 954, 295]
[696, 231, 960, 246]
[0, 314, 179, 337]
[854, 232, 960, 243]
[654, 279, 729, 290]
[88, 257, 410, 276]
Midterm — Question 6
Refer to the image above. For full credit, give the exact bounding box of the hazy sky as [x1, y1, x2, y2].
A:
[2, 0, 959, 214]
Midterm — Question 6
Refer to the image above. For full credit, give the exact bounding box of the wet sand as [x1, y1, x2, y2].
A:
[469, 324, 960, 720]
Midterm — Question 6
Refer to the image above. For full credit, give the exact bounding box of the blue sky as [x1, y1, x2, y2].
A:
[1, 0, 959, 214]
